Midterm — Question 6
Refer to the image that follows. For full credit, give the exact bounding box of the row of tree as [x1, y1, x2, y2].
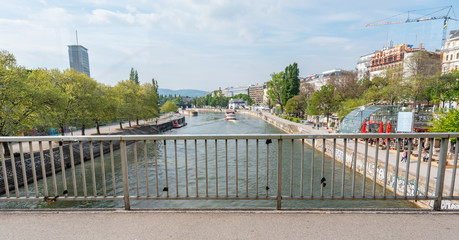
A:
[190, 92, 253, 108]
[0, 51, 159, 140]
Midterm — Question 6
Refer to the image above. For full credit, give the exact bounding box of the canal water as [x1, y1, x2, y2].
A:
[1, 113, 416, 209]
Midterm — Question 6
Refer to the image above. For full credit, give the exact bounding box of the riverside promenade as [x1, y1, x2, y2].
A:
[241, 110, 459, 209]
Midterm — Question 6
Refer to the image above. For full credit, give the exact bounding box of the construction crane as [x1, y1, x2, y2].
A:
[366, 6, 458, 48]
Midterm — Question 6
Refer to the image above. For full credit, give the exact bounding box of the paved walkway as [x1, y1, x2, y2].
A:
[0, 210, 458, 239]
[253, 111, 459, 196]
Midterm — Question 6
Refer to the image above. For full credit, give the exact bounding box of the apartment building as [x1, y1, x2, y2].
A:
[442, 30, 459, 74]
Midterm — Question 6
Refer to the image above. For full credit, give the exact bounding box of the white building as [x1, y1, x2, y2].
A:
[222, 86, 250, 97]
[302, 69, 342, 90]
[442, 30, 459, 74]
[356, 53, 374, 80]
[228, 98, 247, 109]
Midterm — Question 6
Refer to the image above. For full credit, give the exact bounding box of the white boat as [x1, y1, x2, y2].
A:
[225, 111, 236, 120]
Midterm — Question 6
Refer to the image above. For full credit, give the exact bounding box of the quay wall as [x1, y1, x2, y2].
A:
[0, 117, 185, 196]
[240, 110, 459, 210]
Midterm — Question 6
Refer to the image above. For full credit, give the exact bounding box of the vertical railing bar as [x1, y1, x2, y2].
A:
[372, 138, 379, 199]
[246, 139, 249, 198]
[300, 139, 305, 197]
[236, 139, 238, 197]
[69, 143, 77, 197]
[341, 139, 347, 199]
[393, 138, 401, 199]
[225, 139, 228, 197]
[110, 141, 116, 197]
[133, 140, 139, 197]
[39, 141, 48, 197]
[351, 138, 357, 198]
[256, 139, 259, 197]
[434, 137, 448, 211]
[414, 138, 422, 201]
[0, 142, 10, 198]
[362, 139, 368, 198]
[48, 141, 57, 197]
[154, 140, 159, 197]
[215, 139, 218, 197]
[120, 140, 130, 210]
[175, 140, 179, 197]
[19, 142, 29, 198]
[331, 138, 336, 198]
[99, 141, 106, 197]
[144, 140, 149, 197]
[403, 139, 412, 199]
[195, 139, 198, 197]
[310, 138, 315, 197]
[290, 139, 294, 197]
[205, 139, 208, 198]
[89, 141, 97, 197]
[164, 140, 169, 198]
[449, 137, 459, 198]
[9, 142, 19, 198]
[28, 142, 39, 198]
[383, 138, 390, 198]
[59, 142, 67, 197]
[277, 138, 283, 210]
[266, 140, 270, 198]
[79, 141, 87, 197]
[185, 139, 189, 197]
[425, 138, 434, 197]
[320, 139, 325, 198]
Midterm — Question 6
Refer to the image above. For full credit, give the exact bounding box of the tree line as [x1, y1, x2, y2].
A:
[0, 50, 159, 140]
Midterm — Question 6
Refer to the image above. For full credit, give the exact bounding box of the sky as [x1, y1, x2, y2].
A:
[1, 0, 459, 91]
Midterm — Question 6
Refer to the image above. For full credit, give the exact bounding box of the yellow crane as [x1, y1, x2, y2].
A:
[366, 6, 458, 48]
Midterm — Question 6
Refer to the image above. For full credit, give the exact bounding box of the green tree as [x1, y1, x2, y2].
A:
[430, 109, 459, 132]
[307, 84, 339, 125]
[281, 62, 300, 107]
[129, 67, 139, 84]
[285, 95, 308, 118]
[230, 93, 253, 106]
[428, 71, 459, 108]
[0, 51, 59, 155]
[161, 100, 178, 113]
[267, 72, 284, 109]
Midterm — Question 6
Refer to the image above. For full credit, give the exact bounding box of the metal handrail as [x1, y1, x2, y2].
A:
[0, 133, 458, 210]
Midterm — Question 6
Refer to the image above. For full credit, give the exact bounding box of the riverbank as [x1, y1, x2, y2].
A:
[239, 110, 459, 210]
[0, 115, 186, 195]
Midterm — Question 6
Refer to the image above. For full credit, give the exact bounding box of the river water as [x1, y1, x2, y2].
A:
[1, 112, 416, 209]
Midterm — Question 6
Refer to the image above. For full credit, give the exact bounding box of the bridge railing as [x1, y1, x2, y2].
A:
[0, 133, 458, 210]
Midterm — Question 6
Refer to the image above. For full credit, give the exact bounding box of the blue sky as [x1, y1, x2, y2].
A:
[1, 0, 458, 91]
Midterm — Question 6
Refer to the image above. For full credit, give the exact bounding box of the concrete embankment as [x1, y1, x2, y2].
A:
[0, 116, 186, 196]
[240, 110, 459, 210]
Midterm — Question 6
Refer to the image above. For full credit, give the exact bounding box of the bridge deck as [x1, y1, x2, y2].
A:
[1, 210, 458, 239]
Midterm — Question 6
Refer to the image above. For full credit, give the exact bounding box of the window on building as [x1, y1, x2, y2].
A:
[451, 54, 454, 61]
[446, 55, 449, 61]
[457, 53, 459, 60]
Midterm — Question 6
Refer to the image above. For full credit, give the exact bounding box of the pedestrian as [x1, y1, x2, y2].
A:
[423, 151, 429, 162]
[401, 150, 407, 162]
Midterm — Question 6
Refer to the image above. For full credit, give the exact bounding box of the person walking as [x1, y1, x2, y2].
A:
[401, 150, 407, 162]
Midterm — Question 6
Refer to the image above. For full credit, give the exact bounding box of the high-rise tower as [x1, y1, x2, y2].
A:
[68, 31, 90, 77]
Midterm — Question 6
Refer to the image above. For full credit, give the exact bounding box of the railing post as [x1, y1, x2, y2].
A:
[433, 137, 448, 211]
[120, 140, 131, 210]
[277, 138, 283, 210]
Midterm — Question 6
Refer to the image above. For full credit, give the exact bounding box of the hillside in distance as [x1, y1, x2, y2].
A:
[158, 88, 208, 97]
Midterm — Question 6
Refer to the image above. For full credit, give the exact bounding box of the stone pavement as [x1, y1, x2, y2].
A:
[0, 210, 458, 239]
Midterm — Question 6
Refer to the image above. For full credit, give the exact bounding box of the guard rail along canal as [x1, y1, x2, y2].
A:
[0, 133, 458, 210]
